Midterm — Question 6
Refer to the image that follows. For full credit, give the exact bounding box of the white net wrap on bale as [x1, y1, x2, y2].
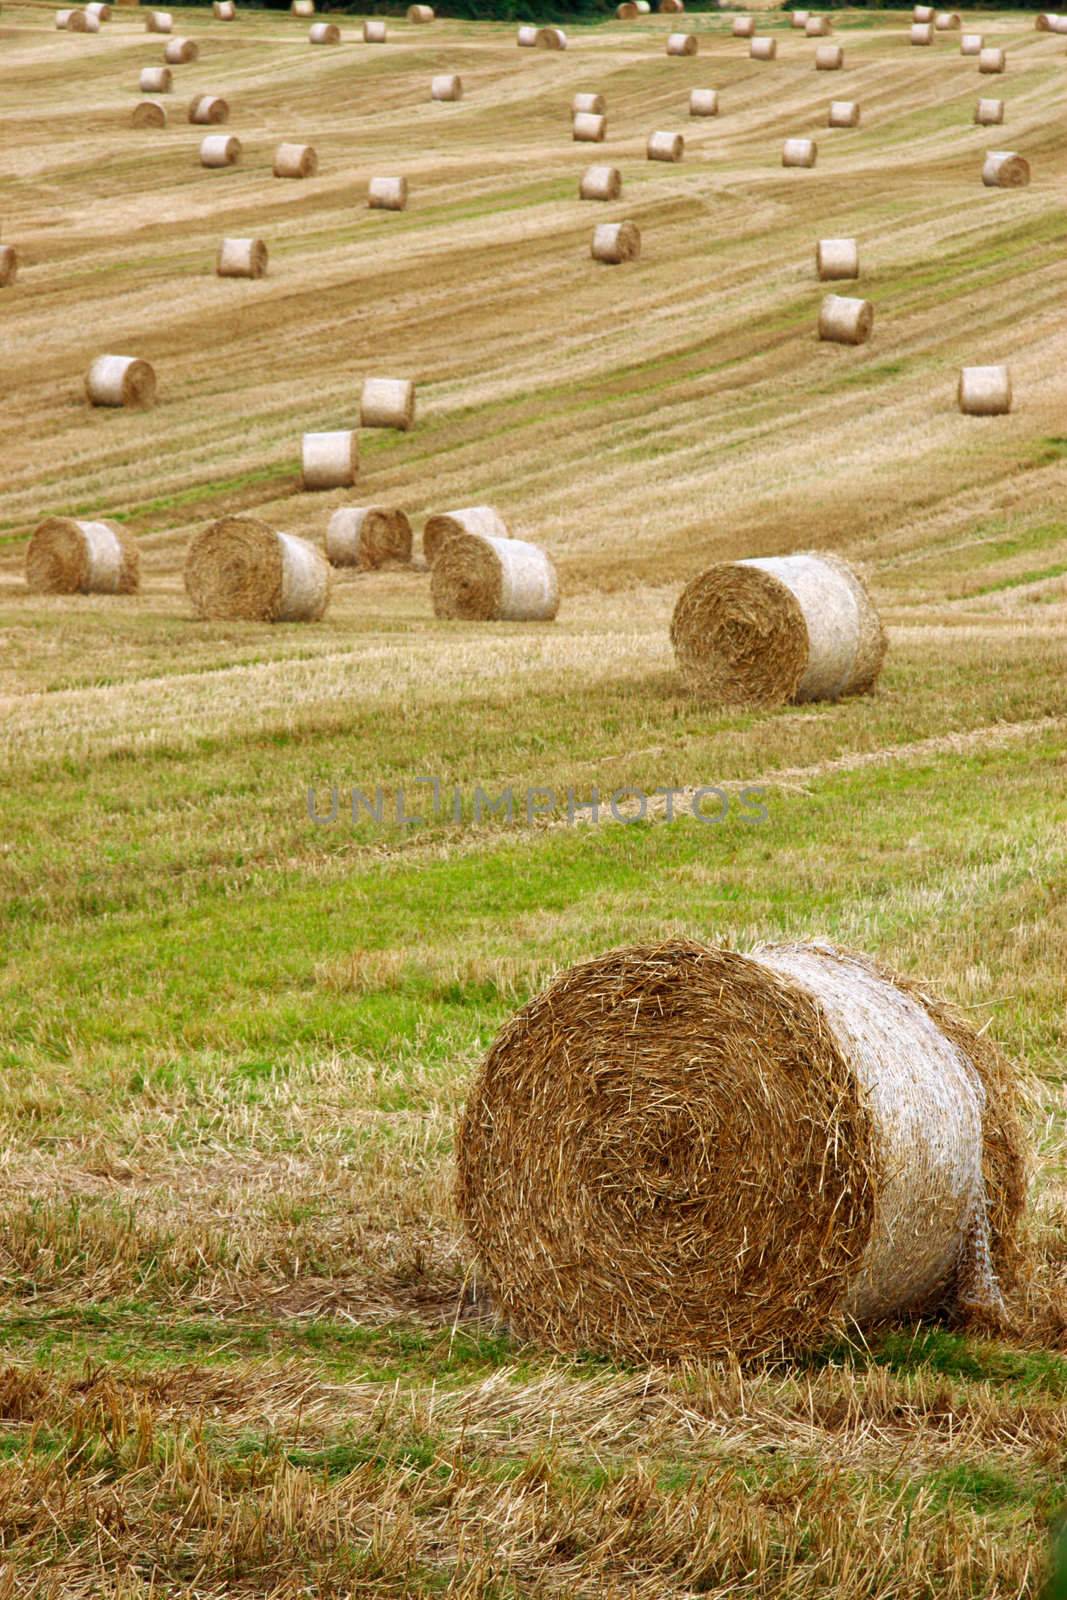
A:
[975, 97, 1004, 124]
[217, 237, 267, 277]
[184, 518, 331, 622]
[200, 134, 240, 167]
[423, 505, 509, 566]
[783, 137, 817, 167]
[432, 73, 462, 99]
[750, 36, 776, 58]
[982, 150, 1029, 187]
[301, 430, 358, 490]
[647, 130, 683, 162]
[368, 176, 407, 210]
[979, 46, 1005, 72]
[806, 13, 832, 32]
[363, 17, 387, 40]
[666, 31, 696, 54]
[792, 8, 810, 25]
[935, 9, 960, 26]
[517, 24, 537, 45]
[292, 0, 314, 13]
[408, 5, 435, 21]
[214, 2, 236, 19]
[360, 377, 414, 430]
[0, 246, 19, 287]
[431, 533, 559, 621]
[573, 111, 606, 142]
[165, 36, 198, 61]
[326, 506, 412, 569]
[190, 95, 229, 124]
[86, 2, 110, 18]
[911, 22, 933, 43]
[829, 99, 859, 126]
[959, 365, 1012, 415]
[816, 237, 859, 280]
[140, 66, 171, 92]
[580, 164, 621, 200]
[670, 550, 886, 705]
[690, 88, 719, 117]
[26, 518, 140, 595]
[815, 43, 843, 67]
[86, 354, 156, 408]
[819, 292, 872, 344]
[617, 1, 649, 15]
[274, 142, 317, 178]
[960, 30, 983, 53]
[914, 3, 933, 17]
[455, 939, 1027, 1361]
[732, 14, 754, 35]
[146, 9, 172, 30]
[572, 92, 605, 115]
[309, 21, 339, 42]
[591, 220, 640, 264]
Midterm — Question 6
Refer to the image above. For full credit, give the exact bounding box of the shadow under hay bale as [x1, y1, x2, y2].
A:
[26, 518, 139, 594]
[431, 532, 559, 621]
[184, 517, 330, 622]
[456, 939, 1028, 1362]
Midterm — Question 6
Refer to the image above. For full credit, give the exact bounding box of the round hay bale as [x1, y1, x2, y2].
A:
[791, 8, 809, 25]
[146, 9, 173, 31]
[591, 219, 640, 264]
[579, 163, 621, 200]
[934, 10, 959, 28]
[979, 46, 1005, 72]
[815, 42, 843, 68]
[805, 13, 831, 33]
[910, 23, 933, 44]
[423, 505, 508, 566]
[536, 25, 567, 48]
[816, 236, 858, 280]
[82, 10, 102, 29]
[0, 246, 17, 288]
[185, 518, 331, 622]
[959, 364, 1012, 415]
[165, 35, 198, 62]
[85, 354, 156, 409]
[517, 24, 537, 45]
[617, 0, 650, 14]
[573, 91, 605, 115]
[139, 66, 171, 93]
[301, 430, 358, 491]
[132, 99, 167, 127]
[661, 0, 685, 12]
[26, 518, 139, 595]
[214, 2, 236, 19]
[573, 111, 606, 143]
[309, 21, 339, 42]
[360, 376, 414, 431]
[86, 1, 110, 16]
[961, 30, 984, 53]
[1035, 10, 1058, 26]
[783, 136, 817, 167]
[666, 31, 696, 54]
[670, 551, 885, 704]
[975, 97, 1004, 125]
[216, 236, 267, 278]
[363, 18, 387, 42]
[292, 0, 314, 14]
[55, 11, 72, 26]
[455, 938, 1026, 1361]
[1048, 13, 1067, 27]
[828, 99, 859, 126]
[913, 3, 933, 18]
[689, 87, 719, 117]
[200, 133, 240, 167]
[189, 95, 228, 124]
[431, 533, 559, 622]
[732, 14, 754, 36]
[274, 142, 317, 178]
[408, 4, 435, 21]
[982, 149, 1029, 187]
[368, 175, 407, 210]
[432, 73, 462, 100]
[326, 506, 412, 569]
[647, 129, 683, 162]
[749, 36, 776, 59]
[819, 292, 872, 345]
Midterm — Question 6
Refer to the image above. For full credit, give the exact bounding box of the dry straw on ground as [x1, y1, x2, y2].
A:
[979, 46, 1006, 72]
[145, 9, 172, 31]
[408, 4, 435, 21]
[431, 532, 559, 621]
[301, 430, 358, 490]
[670, 550, 885, 704]
[959, 365, 1012, 415]
[274, 142, 317, 178]
[815, 43, 843, 68]
[360, 377, 414, 430]
[580, 163, 620, 200]
[165, 36, 198, 62]
[667, 32, 697, 55]
[591, 221, 640, 264]
[750, 36, 776, 59]
[309, 22, 339, 43]
[573, 111, 606, 143]
[200, 133, 240, 167]
[783, 137, 817, 167]
[819, 292, 873, 344]
[139, 66, 171, 92]
[422, 505, 508, 566]
[828, 99, 859, 125]
[189, 95, 228, 124]
[647, 130, 683, 162]
[131, 99, 167, 127]
[368, 176, 407, 210]
[816, 237, 859, 280]
[26, 518, 139, 595]
[216, 236, 267, 278]
[0, 246, 19, 287]
[326, 506, 412, 569]
[363, 18, 387, 41]
[732, 14, 754, 35]
[690, 88, 719, 117]
[573, 92, 605, 115]
[185, 517, 331, 622]
[982, 149, 1029, 186]
[85, 355, 156, 408]
[455, 939, 1027, 1361]
[432, 73, 462, 100]
[975, 97, 1005, 124]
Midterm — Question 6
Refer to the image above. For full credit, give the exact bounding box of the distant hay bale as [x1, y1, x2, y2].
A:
[816, 237, 858, 280]
[671, 550, 885, 704]
[301, 430, 358, 490]
[960, 30, 983, 53]
[82, 10, 102, 28]
[309, 21, 339, 42]
[536, 26, 567, 47]
[200, 133, 241, 166]
[431, 533, 559, 622]
[579, 163, 621, 200]
[85, 354, 156, 408]
[979, 46, 1005, 72]
[165, 36, 198, 61]
[749, 36, 776, 59]
[573, 111, 606, 142]
[132, 99, 167, 127]
[666, 31, 696, 54]
[360, 376, 415, 431]
[517, 24, 537, 45]
[455, 937, 1026, 1361]
[573, 92, 605, 115]
[368, 175, 407, 210]
[26, 518, 140, 595]
[689, 88, 719, 117]
[661, 0, 685, 11]
[274, 142, 317, 178]
[647, 129, 683, 162]
[363, 18, 387, 41]
[61, 8, 90, 27]
[815, 42, 843, 68]
[185, 519, 330, 622]
[975, 97, 1004, 125]
[791, 8, 809, 25]
[408, 4, 435, 20]
[910, 22, 933, 43]
[326, 506, 412, 568]
[0, 247, 18, 288]
[189, 95, 228, 124]
[423, 505, 509, 566]
[782, 136, 817, 167]
[432, 73, 462, 99]
[139, 66, 171, 92]
[828, 99, 859, 126]
[86, 1, 110, 16]
[959, 364, 1012, 415]
[216, 236, 267, 277]
[982, 149, 1029, 187]
[591, 219, 640, 264]
[291, 0, 314, 13]
[819, 293, 872, 345]
[913, 2, 933, 17]
[934, 10, 960, 28]
[805, 14, 831, 33]
[617, 0, 650, 14]
[146, 9, 172, 31]
[214, 2, 236, 18]
[732, 14, 754, 35]
[55, 10, 71, 26]
[1035, 9, 1057, 24]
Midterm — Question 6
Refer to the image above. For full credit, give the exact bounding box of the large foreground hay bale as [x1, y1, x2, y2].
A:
[911, 22, 933, 43]
[689, 87, 719, 117]
[647, 129, 683, 162]
[301, 430, 358, 490]
[274, 142, 317, 178]
[26, 518, 139, 595]
[146, 9, 173, 31]
[456, 939, 1027, 1361]
[960, 30, 983, 53]
[750, 36, 776, 59]
[979, 46, 1006, 72]
[573, 111, 606, 142]
[139, 66, 171, 92]
[200, 133, 240, 167]
[432, 73, 462, 100]
[536, 26, 567, 47]
[132, 99, 167, 127]
[0, 247, 17, 288]
[189, 95, 228, 124]
[666, 31, 696, 54]
[580, 163, 621, 200]
[671, 550, 884, 704]
[819, 292, 872, 344]
[165, 36, 198, 62]
[816, 236, 858, 280]
[423, 505, 508, 566]
[959, 365, 1012, 415]
[185, 518, 330, 622]
[975, 96, 1004, 125]
[217, 236, 267, 277]
[368, 175, 407, 210]
[431, 533, 559, 621]
[86, 354, 156, 408]
[363, 18, 387, 41]
[828, 98, 859, 126]
[783, 136, 817, 167]
[815, 41, 843, 68]
[732, 14, 754, 35]
[360, 377, 414, 430]
[591, 220, 640, 264]
[309, 21, 339, 43]
[326, 506, 412, 568]
[982, 149, 1028, 186]
[408, 5, 435, 21]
